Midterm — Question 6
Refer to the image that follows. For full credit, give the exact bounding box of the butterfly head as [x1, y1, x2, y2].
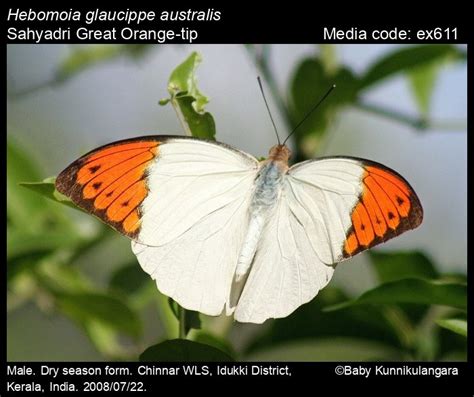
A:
[268, 144, 291, 165]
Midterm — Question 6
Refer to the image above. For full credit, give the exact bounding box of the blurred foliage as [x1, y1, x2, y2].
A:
[56, 44, 151, 82]
[289, 58, 358, 160]
[357, 45, 462, 89]
[168, 298, 202, 337]
[140, 339, 233, 362]
[324, 279, 466, 312]
[20, 177, 78, 210]
[9, 45, 153, 97]
[286, 44, 466, 158]
[8, 46, 467, 362]
[436, 318, 467, 337]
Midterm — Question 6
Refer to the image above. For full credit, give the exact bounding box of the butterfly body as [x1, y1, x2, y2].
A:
[56, 136, 423, 324]
[235, 145, 289, 282]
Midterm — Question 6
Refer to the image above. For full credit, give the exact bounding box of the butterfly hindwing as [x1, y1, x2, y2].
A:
[234, 196, 335, 323]
[132, 191, 252, 316]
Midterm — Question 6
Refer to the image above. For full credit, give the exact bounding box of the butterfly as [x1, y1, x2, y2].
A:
[55, 135, 423, 324]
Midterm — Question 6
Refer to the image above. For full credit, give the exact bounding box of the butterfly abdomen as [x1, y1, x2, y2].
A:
[235, 162, 285, 282]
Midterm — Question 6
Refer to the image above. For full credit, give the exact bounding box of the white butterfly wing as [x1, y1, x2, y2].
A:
[138, 138, 258, 246]
[286, 157, 366, 264]
[234, 195, 335, 323]
[132, 193, 252, 315]
[133, 138, 259, 315]
[288, 157, 423, 261]
[235, 157, 422, 323]
[56, 136, 259, 316]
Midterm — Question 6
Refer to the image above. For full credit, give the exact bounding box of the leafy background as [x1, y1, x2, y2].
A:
[7, 44, 467, 361]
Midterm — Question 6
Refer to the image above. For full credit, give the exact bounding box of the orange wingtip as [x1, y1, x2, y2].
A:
[342, 164, 423, 259]
[56, 139, 160, 238]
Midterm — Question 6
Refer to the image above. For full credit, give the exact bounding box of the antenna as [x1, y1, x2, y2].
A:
[283, 84, 336, 145]
[257, 76, 281, 145]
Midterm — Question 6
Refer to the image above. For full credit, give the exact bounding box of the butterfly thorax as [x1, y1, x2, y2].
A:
[267, 144, 291, 171]
[251, 162, 284, 210]
[247, 144, 290, 210]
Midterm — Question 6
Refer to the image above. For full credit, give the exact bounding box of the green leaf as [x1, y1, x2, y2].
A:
[191, 331, 237, 359]
[171, 96, 216, 139]
[83, 320, 128, 360]
[319, 44, 338, 74]
[438, 273, 467, 285]
[36, 261, 93, 294]
[246, 337, 403, 362]
[7, 227, 83, 261]
[139, 339, 234, 362]
[155, 293, 178, 340]
[168, 298, 201, 336]
[166, 52, 216, 140]
[109, 264, 150, 296]
[7, 254, 44, 282]
[369, 251, 438, 283]
[58, 292, 142, 339]
[109, 264, 155, 309]
[436, 318, 467, 337]
[168, 52, 208, 112]
[437, 316, 467, 358]
[439, 350, 467, 361]
[288, 58, 358, 158]
[407, 61, 440, 117]
[19, 177, 78, 210]
[56, 45, 151, 82]
[406, 45, 464, 116]
[324, 279, 467, 312]
[8, 139, 49, 230]
[245, 287, 403, 354]
[360, 45, 463, 90]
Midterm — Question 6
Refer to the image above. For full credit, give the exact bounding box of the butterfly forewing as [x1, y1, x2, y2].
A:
[56, 136, 260, 317]
[232, 156, 423, 323]
[287, 157, 423, 262]
[56, 136, 259, 244]
[56, 139, 160, 239]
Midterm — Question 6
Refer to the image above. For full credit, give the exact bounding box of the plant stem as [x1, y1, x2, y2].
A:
[8, 79, 56, 99]
[353, 101, 429, 130]
[155, 294, 178, 339]
[355, 101, 467, 131]
[170, 97, 193, 136]
[178, 305, 187, 339]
